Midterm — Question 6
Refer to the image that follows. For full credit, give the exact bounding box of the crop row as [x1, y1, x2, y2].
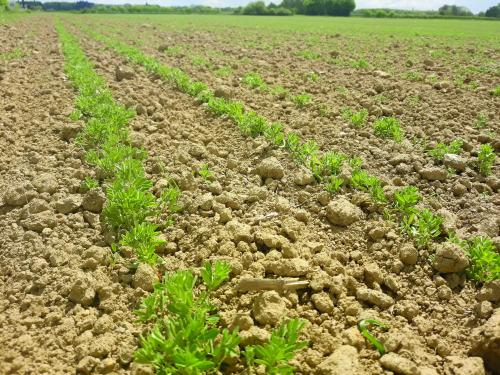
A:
[69, 19, 498, 192]
[73, 22, 499, 285]
[87, 17, 499, 95]
[57, 21, 308, 373]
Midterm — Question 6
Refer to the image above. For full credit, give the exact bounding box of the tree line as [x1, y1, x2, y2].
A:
[4, 0, 500, 18]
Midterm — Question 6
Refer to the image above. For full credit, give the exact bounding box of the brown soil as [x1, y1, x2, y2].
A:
[0, 14, 498, 375]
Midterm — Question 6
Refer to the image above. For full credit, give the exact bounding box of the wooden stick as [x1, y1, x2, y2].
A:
[238, 278, 309, 292]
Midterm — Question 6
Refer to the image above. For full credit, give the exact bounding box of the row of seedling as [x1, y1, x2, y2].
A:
[78, 23, 499, 284]
[342, 107, 496, 176]
[59, 22, 308, 374]
[57, 21, 179, 266]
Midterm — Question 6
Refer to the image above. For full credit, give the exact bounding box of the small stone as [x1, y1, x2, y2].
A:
[132, 263, 158, 292]
[226, 220, 253, 243]
[445, 356, 485, 375]
[423, 59, 434, 67]
[437, 208, 458, 234]
[3, 183, 37, 206]
[432, 242, 469, 273]
[326, 198, 364, 226]
[364, 263, 383, 284]
[93, 315, 114, 334]
[82, 189, 106, 213]
[394, 300, 419, 321]
[316, 345, 360, 375]
[115, 65, 135, 81]
[82, 246, 109, 268]
[252, 291, 287, 325]
[264, 258, 309, 277]
[69, 274, 96, 307]
[255, 157, 285, 180]
[33, 173, 59, 194]
[437, 284, 452, 300]
[293, 168, 315, 186]
[476, 280, 500, 303]
[420, 167, 447, 181]
[469, 309, 500, 370]
[380, 353, 418, 375]
[55, 194, 82, 214]
[77, 356, 99, 375]
[239, 325, 270, 346]
[452, 183, 467, 197]
[214, 87, 230, 99]
[229, 313, 253, 331]
[473, 301, 493, 319]
[356, 287, 394, 308]
[311, 292, 334, 314]
[20, 211, 57, 232]
[443, 154, 466, 172]
[60, 123, 82, 141]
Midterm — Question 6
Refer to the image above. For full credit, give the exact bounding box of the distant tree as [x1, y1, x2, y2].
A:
[280, 0, 305, 13]
[242, 1, 268, 14]
[241, 0, 292, 15]
[438, 4, 472, 16]
[301, 0, 354, 15]
[0, 0, 8, 10]
[485, 3, 500, 17]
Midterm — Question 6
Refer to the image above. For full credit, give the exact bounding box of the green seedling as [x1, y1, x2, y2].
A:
[325, 175, 344, 194]
[373, 117, 404, 142]
[320, 151, 346, 176]
[358, 319, 389, 355]
[285, 132, 301, 154]
[306, 71, 319, 82]
[349, 156, 363, 171]
[350, 170, 386, 203]
[271, 85, 288, 98]
[491, 85, 500, 97]
[237, 111, 268, 137]
[198, 163, 213, 182]
[191, 55, 210, 67]
[264, 122, 285, 147]
[351, 59, 369, 69]
[296, 139, 319, 164]
[244, 318, 308, 374]
[474, 113, 488, 129]
[318, 104, 331, 117]
[215, 66, 232, 77]
[477, 143, 495, 176]
[82, 176, 99, 190]
[291, 93, 312, 108]
[393, 186, 421, 214]
[134, 262, 239, 374]
[160, 183, 182, 214]
[402, 208, 443, 248]
[297, 50, 321, 60]
[200, 261, 231, 291]
[341, 107, 368, 127]
[405, 71, 423, 82]
[427, 139, 463, 161]
[464, 237, 500, 283]
[120, 222, 165, 265]
[243, 72, 266, 90]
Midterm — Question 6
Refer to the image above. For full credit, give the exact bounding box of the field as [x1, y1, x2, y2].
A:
[0, 13, 499, 375]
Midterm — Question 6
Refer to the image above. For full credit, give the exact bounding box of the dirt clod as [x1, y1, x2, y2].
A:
[380, 353, 418, 375]
[432, 242, 469, 273]
[326, 198, 364, 226]
[252, 291, 287, 325]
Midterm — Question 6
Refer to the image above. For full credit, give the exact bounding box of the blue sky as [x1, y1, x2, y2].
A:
[81, 0, 498, 13]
